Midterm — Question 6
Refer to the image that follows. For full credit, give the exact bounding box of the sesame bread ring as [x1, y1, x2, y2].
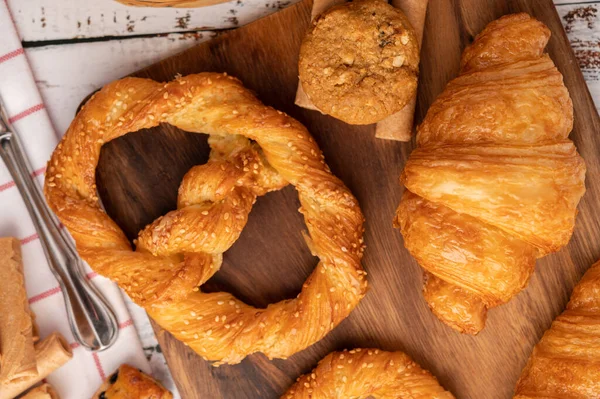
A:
[44, 72, 368, 364]
[282, 348, 454, 398]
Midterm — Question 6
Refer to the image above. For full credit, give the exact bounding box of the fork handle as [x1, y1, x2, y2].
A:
[0, 131, 118, 351]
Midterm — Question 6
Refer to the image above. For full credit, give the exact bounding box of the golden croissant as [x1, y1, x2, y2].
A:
[282, 348, 454, 398]
[394, 13, 586, 334]
[44, 73, 368, 364]
[514, 260, 600, 398]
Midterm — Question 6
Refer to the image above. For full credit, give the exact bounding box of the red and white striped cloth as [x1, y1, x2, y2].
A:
[0, 2, 154, 398]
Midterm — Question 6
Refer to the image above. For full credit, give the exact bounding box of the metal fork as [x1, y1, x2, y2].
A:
[0, 100, 118, 351]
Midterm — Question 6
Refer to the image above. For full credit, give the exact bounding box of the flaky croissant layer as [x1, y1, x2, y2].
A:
[395, 13, 586, 334]
[514, 260, 600, 398]
[44, 73, 367, 364]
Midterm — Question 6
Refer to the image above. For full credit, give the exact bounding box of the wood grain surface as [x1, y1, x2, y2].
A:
[93, 0, 600, 398]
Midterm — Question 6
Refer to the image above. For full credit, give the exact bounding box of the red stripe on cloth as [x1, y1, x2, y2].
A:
[29, 286, 61, 304]
[0, 48, 23, 64]
[119, 319, 133, 329]
[32, 166, 46, 177]
[0, 180, 15, 192]
[87, 271, 98, 279]
[92, 352, 106, 381]
[0, 166, 46, 193]
[20, 232, 39, 245]
[70, 342, 80, 349]
[8, 103, 45, 124]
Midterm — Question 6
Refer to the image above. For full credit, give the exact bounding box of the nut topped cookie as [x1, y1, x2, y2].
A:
[299, 0, 420, 125]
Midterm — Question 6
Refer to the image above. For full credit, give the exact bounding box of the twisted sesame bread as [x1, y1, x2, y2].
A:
[44, 72, 368, 364]
[281, 348, 454, 398]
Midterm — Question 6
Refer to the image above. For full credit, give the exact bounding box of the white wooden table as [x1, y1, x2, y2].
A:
[6, 0, 599, 394]
[8, 0, 600, 137]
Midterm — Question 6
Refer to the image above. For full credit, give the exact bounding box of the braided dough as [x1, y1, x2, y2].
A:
[515, 260, 600, 398]
[44, 73, 367, 364]
[281, 348, 454, 398]
[394, 14, 586, 334]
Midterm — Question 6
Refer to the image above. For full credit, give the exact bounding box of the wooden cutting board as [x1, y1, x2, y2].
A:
[93, 0, 600, 398]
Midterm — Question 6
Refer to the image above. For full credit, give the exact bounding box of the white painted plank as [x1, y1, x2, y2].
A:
[8, 0, 600, 42]
[555, 0, 600, 5]
[25, 33, 212, 135]
[556, 3, 600, 110]
[23, 2, 600, 132]
[8, 0, 300, 42]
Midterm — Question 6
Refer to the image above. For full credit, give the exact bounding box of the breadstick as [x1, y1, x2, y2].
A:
[0, 237, 37, 385]
[20, 384, 59, 399]
[376, 0, 429, 141]
[296, 0, 429, 141]
[0, 333, 72, 399]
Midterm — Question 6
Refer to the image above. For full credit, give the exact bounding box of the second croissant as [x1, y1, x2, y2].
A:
[394, 13, 586, 334]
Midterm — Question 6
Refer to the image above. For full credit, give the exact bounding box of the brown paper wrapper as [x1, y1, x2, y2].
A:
[295, 0, 429, 141]
[375, 0, 428, 140]
[19, 384, 59, 399]
[0, 333, 72, 399]
[0, 238, 37, 385]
